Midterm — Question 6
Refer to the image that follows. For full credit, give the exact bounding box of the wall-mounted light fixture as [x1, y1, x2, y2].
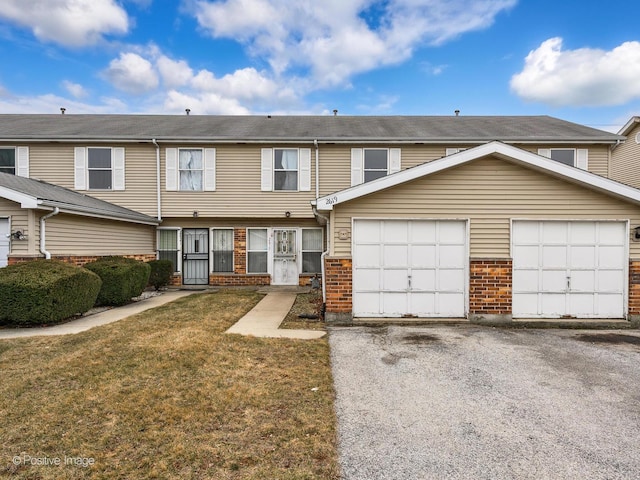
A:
[193, 211, 198, 218]
[285, 211, 291, 218]
[635, 226, 640, 240]
[11, 230, 27, 240]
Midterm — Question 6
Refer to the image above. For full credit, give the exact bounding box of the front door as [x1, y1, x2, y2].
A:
[0, 218, 8, 268]
[182, 228, 209, 285]
[273, 229, 298, 285]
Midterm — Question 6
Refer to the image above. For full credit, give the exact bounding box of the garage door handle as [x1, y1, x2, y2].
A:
[567, 276, 571, 290]
[408, 275, 412, 290]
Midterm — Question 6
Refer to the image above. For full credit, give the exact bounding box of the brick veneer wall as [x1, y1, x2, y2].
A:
[8, 253, 157, 267]
[469, 259, 512, 317]
[324, 257, 352, 323]
[629, 260, 640, 317]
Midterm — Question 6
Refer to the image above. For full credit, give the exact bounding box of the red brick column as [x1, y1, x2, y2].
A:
[324, 257, 353, 323]
[234, 227, 247, 274]
[469, 259, 512, 322]
[628, 260, 640, 318]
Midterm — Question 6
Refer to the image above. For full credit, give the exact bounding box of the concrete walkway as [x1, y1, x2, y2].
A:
[0, 290, 195, 339]
[226, 292, 326, 339]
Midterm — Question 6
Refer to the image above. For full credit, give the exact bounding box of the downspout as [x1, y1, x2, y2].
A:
[314, 139, 319, 199]
[313, 206, 330, 306]
[39, 207, 59, 259]
[152, 138, 162, 221]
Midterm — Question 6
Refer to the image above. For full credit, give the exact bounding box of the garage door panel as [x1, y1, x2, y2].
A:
[439, 221, 466, 241]
[542, 246, 567, 268]
[354, 220, 381, 243]
[355, 245, 380, 267]
[541, 270, 568, 292]
[513, 222, 539, 243]
[540, 294, 566, 317]
[569, 222, 596, 244]
[383, 245, 408, 267]
[410, 222, 436, 243]
[353, 293, 381, 316]
[438, 293, 465, 316]
[598, 270, 624, 292]
[383, 293, 408, 315]
[599, 223, 626, 243]
[570, 270, 595, 291]
[542, 223, 568, 243]
[383, 221, 408, 243]
[354, 269, 380, 291]
[513, 293, 538, 316]
[599, 246, 625, 268]
[597, 294, 624, 317]
[513, 270, 539, 292]
[411, 269, 436, 290]
[383, 270, 408, 290]
[568, 294, 595, 316]
[513, 246, 539, 268]
[570, 246, 596, 269]
[440, 245, 466, 267]
[411, 245, 436, 267]
[410, 293, 435, 315]
[439, 269, 465, 291]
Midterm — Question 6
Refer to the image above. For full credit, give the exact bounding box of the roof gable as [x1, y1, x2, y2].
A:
[315, 141, 640, 210]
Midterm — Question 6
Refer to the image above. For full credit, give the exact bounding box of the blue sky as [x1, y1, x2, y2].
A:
[0, 0, 639, 131]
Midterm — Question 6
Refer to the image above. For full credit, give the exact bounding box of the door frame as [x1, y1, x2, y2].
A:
[510, 219, 629, 318]
[351, 217, 470, 318]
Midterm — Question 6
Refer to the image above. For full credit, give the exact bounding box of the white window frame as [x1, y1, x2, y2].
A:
[261, 148, 311, 192]
[273, 148, 299, 191]
[301, 228, 323, 274]
[179, 148, 204, 191]
[351, 148, 401, 186]
[211, 228, 234, 273]
[0, 146, 29, 177]
[538, 148, 588, 170]
[74, 146, 124, 190]
[247, 228, 269, 274]
[445, 148, 467, 156]
[165, 147, 216, 192]
[157, 227, 181, 273]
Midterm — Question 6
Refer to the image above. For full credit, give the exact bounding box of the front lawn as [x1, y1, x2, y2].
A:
[0, 290, 339, 479]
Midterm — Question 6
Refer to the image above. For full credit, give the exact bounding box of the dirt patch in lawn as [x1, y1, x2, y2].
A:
[0, 290, 339, 479]
[280, 289, 326, 331]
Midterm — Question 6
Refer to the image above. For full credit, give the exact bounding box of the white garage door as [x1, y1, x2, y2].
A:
[512, 221, 627, 318]
[0, 218, 8, 268]
[353, 219, 467, 318]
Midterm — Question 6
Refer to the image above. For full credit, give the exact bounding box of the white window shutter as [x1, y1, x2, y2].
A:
[204, 148, 216, 191]
[538, 148, 551, 158]
[261, 148, 273, 191]
[389, 148, 401, 174]
[351, 148, 363, 186]
[576, 149, 588, 170]
[445, 148, 459, 156]
[16, 147, 29, 177]
[299, 148, 311, 191]
[74, 147, 87, 190]
[112, 147, 125, 190]
[165, 148, 178, 191]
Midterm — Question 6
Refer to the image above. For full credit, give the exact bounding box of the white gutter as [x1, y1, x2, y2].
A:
[152, 138, 162, 220]
[39, 207, 59, 259]
[314, 138, 319, 198]
[312, 206, 330, 306]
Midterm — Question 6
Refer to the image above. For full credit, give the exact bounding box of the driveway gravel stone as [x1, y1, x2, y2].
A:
[329, 325, 640, 480]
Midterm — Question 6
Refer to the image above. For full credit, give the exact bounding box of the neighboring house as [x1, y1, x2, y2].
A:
[610, 116, 640, 188]
[2, 113, 640, 324]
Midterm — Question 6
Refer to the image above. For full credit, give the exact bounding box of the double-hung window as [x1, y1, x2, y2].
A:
[538, 148, 588, 170]
[301, 229, 323, 273]
[351, 148, 401, 186]
[261, 148, 311, 192]
[212, 228, 234, 273]
[158, 229, 180, 272]
[165, 148, 216, 191]
[74, 147, 125, 190]
[0, 147, 29, 176]
[247, 228, 268, 273]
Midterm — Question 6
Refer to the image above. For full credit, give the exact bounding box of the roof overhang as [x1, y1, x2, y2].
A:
[617, 116, 640, 137]
[314, 141, 640, 210]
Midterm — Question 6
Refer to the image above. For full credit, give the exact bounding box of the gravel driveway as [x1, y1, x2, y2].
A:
[329, 325, 640, 480]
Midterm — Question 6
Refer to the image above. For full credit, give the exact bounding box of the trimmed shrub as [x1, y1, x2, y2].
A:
[84, 256, 151, 306]
[0, 260, 102, 326]
[147, 260, 173, 291]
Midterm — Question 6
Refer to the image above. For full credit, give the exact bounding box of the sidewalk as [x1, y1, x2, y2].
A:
[0, 290, 195, 339]
[226, 292, 326, 339]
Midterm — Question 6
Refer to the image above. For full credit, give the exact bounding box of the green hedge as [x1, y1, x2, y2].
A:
[147, 260, 173, 291]
[0, 260, 102, 326]
[84, 256, 151, 306]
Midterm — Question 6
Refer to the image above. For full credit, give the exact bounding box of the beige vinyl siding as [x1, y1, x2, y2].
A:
[611, 123, 640, 188]
[45, 214, 155, 255]
[28, 143, 158, 217]
[160, 145, 318, 218]
[0, 198, 30, 255]
[331, 156, 640, 257]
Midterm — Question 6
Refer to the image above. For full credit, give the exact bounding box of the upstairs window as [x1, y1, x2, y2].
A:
[351, 148, 401, 186]
[165, 148, 216, 192]
[87, 148, 113, 189]
[261, 148, 311, 192]
[538, 148, 588, 170]
[0, 147, 29, 177]
[179, 149, 203, 191]
[74, 147, 124, 190]
[274, 149, 299, 190]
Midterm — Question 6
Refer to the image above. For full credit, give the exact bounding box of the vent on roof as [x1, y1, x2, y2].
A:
[454, 109, 460, 116]
[185, 108, 191, 115]
[60, 107, 66, 115]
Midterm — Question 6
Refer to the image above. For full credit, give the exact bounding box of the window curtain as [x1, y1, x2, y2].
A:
[275, 149, 298, 190]
[179, 149, 203, 191]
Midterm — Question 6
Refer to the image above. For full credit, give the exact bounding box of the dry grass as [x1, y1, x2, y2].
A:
[280, 290, 325, 331]
[0, 290, 339, 479]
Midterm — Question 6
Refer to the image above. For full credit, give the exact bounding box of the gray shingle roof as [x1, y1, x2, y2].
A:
[0, 172, 159, 224]
[0, 114, 623, 143]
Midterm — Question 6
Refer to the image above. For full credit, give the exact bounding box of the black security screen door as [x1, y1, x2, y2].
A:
[182, 228, 209, 285]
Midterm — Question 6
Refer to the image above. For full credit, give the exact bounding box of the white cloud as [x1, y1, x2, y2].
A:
[103, 52, 160, 94]
[511, 37, 640, 106]
[164, 90, 251, 115]
[0, 90, 127, 114]
[62, 81, 88, 99]
[0, 0, 129, 47]
[193, 0, 516, 87]
[157, 56, 194, 88]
